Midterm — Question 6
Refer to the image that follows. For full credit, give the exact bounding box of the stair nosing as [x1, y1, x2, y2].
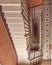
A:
[0, 4, 21, 6]
[1, 11, 21, 13]
[4, 17, 23, 19]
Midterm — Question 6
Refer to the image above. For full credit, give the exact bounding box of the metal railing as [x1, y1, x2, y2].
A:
[21, 0, 42, 63]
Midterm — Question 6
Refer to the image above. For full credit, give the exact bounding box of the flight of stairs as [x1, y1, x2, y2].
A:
[0, 0, 29, 63]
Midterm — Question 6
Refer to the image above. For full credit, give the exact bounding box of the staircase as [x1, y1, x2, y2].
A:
[0, 0, 29, 64]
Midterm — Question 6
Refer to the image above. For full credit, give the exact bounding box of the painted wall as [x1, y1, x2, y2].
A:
[42, 0, 51, 60]
[27, 0, 42, 8]
[0, 16, 17, 65]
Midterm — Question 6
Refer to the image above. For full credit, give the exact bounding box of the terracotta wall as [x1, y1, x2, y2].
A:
[0, 16, 17, 65]
[27, 0, 42, 8]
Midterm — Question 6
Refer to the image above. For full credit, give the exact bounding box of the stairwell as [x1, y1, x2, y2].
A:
[0, 0, 29, 64]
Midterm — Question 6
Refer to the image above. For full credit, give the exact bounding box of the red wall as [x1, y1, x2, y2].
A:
[0, 16, 17, 65]
[27, 0, 42, 8]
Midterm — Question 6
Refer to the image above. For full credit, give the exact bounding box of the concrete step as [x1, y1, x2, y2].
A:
[4, 12, 22, 17]
[10, 31, 28, 36]
[11, 35, 24, 38]
[2, 6, 21, 11]
[0, 4, 21, 6]
[9, 28, 29, 32]
[6, 18, 23, 23]
[12, 36, 26, 40]
[10, 32, 25, 35]
[13, 36, 26, 38]
[6, 20, 23, 24]
[14, 45, 26, 49]
[10, 33, 25, 36]
[9, 28, 24, 32]
[13, 40, 25, 43]
[9, 28, 24, 31]
[0, 0, 21, 4]
[8, 24, 24, 28]
[11, 37, 25, 40]
[8, 26, 24, 29]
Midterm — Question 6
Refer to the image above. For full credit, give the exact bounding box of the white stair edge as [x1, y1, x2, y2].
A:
[7, 23, 23, 24]
[2, 11, 21, 13]
[6, 17, 23, 19]
[0, 4, 21, 6]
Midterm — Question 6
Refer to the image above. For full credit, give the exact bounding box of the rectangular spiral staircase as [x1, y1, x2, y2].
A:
[0, 0, 52, 65]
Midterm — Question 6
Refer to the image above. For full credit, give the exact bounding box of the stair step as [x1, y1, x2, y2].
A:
[7, 22, 23, 24]
[6, 16, 22, 18]
[13, 42, 26, 44]
[13, 39, 26, 42]
[12, 38, 25, 40]
[10, 32, 24, 36]
[2, 6, 21, 11]
[0, 4, 21, 6]
[6, 18, 23, 23]
[9, 28, 24, 31]
[10, 32, 24, 35]
[0, 0, 21, 4]
[9, 28, 24, 32]
[8, 24, 24, 28]
[12, 37, 26, 40]
[2, 11, 21, 13]
[14, 44, 26, 48]
[4, 12, 22, 17]
[8, 26, 24, 29]
[9, 32, 24, 35]
[12, 36, 25, 39]
[10, 30, 29, 34]
[10, 31, 24, 33]
[11, 35, 24, 37]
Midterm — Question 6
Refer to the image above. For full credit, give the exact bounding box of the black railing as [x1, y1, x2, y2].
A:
[21, 0, 42, 61]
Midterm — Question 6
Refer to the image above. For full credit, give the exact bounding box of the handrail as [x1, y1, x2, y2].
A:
[0, 15, 17, 65]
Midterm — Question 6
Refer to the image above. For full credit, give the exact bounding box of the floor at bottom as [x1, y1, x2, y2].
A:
[18, 61, 51, 65]
[37, 60, 51, 65]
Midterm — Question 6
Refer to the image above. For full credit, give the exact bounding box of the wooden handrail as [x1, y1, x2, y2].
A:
[0, 16, 17, 65]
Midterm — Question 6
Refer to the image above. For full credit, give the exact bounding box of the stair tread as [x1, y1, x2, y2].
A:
[0, 0, 21, 4]
[6, 18, 23, 22]
[0, 4, 21, 6]
[4, 12, 22, 17]
[2, 6, 21, 11]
